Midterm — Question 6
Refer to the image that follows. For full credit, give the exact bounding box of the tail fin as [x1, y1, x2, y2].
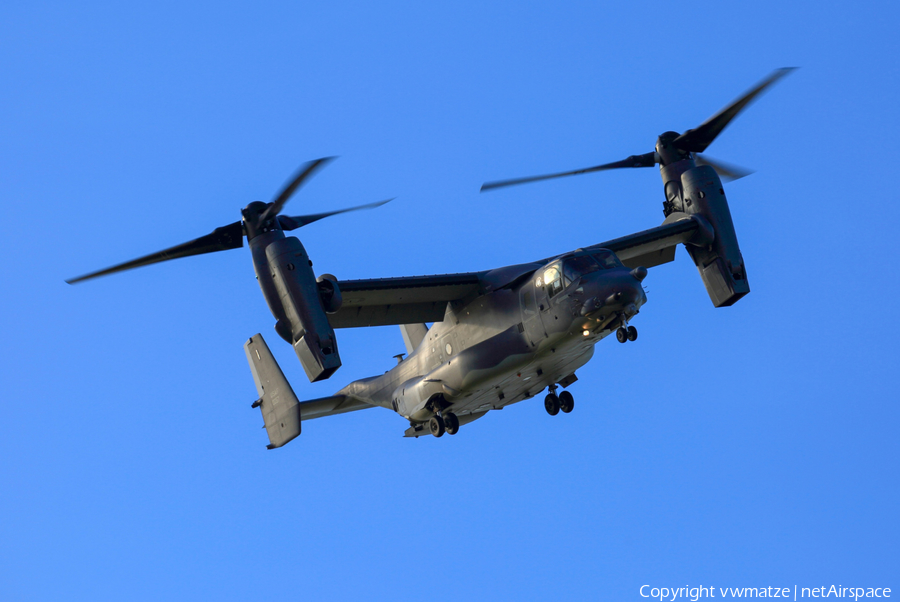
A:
[399, 324, 428, 355]
[245, 334, 302, 448]
[245, 333, 378, 448]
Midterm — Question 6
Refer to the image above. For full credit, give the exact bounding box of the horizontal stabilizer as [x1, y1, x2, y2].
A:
[296, 395, 375, 421]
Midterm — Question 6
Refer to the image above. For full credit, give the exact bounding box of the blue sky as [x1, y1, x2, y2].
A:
[1, 1, 897, 600]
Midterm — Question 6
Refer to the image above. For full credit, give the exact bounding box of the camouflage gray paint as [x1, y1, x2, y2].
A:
[332, 250, 647, 437]
[67, 70, 794, 446]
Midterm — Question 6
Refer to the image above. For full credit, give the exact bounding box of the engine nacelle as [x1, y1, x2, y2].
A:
[266, 237, 341, 382]
[680, 165, 750, 307]
[316, 274, 342, 314]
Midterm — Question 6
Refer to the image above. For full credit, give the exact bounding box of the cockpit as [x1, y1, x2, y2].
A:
[537, 250, 624, 297]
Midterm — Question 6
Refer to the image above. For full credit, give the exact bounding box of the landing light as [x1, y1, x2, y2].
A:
[583, 330, 590, 337]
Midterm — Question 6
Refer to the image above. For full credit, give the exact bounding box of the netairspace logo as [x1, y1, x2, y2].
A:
[639, 585, 892, 601]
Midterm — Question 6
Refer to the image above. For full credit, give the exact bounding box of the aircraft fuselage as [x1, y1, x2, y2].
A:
[337, 250, 648, 434]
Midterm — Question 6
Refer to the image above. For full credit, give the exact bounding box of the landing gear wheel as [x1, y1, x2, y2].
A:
[627, 325, 638, 341]
[616, 327, 628, 343]
[544, 393, 560, 416]
[559, 390, 574, 413]
[429, 415, 445, 438]
[444, 412, 460, 435]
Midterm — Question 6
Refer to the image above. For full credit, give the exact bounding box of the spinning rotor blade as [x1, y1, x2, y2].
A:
[480, 69, 793, 194]
[673, 68, 795, 153]
[694, 154, 754, 182]
[278, 198, 394, 231]
[259, 156, 336, 223]
[480, 151, 657, 192]
[66, 221, 243, 284]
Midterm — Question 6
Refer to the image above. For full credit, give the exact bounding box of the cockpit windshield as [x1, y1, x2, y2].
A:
[591, 250, 623, 269]
[539, 251, 625, 296]
[561, 251, 624, 285]
[563, 255, 601, 284]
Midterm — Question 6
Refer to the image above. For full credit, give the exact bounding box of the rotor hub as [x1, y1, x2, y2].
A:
[655, 131, 691, 167]
[242, 200, 269, 220]
[242, 201, 277, 239]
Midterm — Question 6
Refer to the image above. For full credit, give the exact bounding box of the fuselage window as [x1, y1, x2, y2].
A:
[522, 290, 535, 315]
[543, 265, 563, 297]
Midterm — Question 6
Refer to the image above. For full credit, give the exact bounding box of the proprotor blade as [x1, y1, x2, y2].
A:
[480, 152, 657, 192]
[278, 198, 394, 231]
[66, 221, 243, 284]
[259, 157, 336, 223]
[694, 153, 754, 182]
[673, 68, 796, 153]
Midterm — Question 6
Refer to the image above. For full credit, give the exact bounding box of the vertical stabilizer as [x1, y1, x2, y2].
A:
[244, 334, 302, 449]
[399, 324, 428, 355]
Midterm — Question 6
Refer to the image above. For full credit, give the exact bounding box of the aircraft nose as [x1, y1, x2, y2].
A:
[610, 267, 647, 299]
[604, 282, 642, 306]
[579, 268, 647, 317]
[607, 270, 646, 302]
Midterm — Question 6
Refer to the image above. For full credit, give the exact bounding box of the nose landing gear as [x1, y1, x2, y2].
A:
[616, 313, 639, 343]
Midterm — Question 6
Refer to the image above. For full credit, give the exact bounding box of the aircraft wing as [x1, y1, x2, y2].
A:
[328, 215, 704, 329]
[328, 272, 485, 328]
[585, 214, 705, 269]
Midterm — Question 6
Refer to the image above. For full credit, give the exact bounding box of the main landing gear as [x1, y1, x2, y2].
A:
[429, 411, 460, 438]
[544, 385, 575, 416]
[444, 412, 460, 435]
[429, 415, 444, 437]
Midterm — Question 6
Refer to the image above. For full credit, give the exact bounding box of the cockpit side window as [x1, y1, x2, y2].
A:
[563, 255, 600, 284]
[592, 250, 624, 269]
[542, 265, 563, 297]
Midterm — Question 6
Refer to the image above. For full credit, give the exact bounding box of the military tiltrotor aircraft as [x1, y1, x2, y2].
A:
[68, 68, 793, 447]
